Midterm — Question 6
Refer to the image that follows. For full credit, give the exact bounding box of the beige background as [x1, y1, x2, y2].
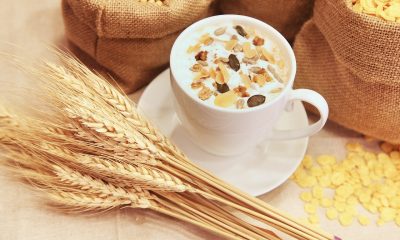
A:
[0, 1, 398, 239]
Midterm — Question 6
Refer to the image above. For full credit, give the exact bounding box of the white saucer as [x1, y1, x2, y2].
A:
[137, 69, 308, 196]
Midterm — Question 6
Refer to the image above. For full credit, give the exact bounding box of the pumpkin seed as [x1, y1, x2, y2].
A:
[233, 44, 243, 52]
[228, 54, 240, 71]
[234, 25, 247, 37]
[247, 95, 266, 107]
[216, 83, 230, 93]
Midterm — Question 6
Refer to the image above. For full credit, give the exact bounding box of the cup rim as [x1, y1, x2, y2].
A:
[170, 14, 297, 114]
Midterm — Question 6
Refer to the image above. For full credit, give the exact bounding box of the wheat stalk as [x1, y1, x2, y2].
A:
[0, 52, 339, 240]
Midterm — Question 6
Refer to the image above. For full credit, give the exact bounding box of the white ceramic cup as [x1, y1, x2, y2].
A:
[170, 15, 329, 156]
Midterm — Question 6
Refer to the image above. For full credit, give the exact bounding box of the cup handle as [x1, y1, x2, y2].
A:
[269, 89, 329, 140]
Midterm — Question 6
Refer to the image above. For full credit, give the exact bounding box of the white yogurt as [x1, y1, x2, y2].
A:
[178, 23, 287, 109]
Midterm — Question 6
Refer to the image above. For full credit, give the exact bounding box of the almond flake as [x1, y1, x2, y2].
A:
[239, 72, 251, 88]
[187, 43, 201, 53]
[190, 64, 203, 72]
[270, 88, 283, 93]
[214, 90, 238, 108]
[191, 82, 204, 89]
[218, 62, 230, 83]
[258, 47, 275, 64]
[215, 70, 224, 84]
[209, 68, 216, 79]
[253, 74, 266, 87]
[243, 42, 257, 58]
[194, 68, 210, 81]
[225, 39, 238, 51]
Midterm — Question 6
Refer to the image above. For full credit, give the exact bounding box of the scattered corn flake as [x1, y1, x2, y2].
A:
[320, 198, 333, 208]
[300, 192, 312, 202]
[377, 219, 385, 226]
[302, 155, 313, 169]
[358, 215, 371, 226]
[214, 90, 237, 108]
[304, 203, 317, 214]
[312, 186, 324, 199]
[326, 207, 338, 220]
[380, 207, 396, 222]
[294, 140, 400, 227]
[395, 215, 400, 226]
[334, 201, 346, 212]
[339, 212, 354, 226]
[317, 155, 336, 166]
[308, 214, 320, 224]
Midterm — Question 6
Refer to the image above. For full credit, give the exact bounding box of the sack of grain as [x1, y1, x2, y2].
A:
[62, 0, 215, 93]
[219, 0, 314, 41]
[294, 0, 400, 143]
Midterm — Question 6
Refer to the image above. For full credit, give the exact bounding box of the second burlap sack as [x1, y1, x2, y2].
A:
[62, 0, 215, 93]
[219, 0, 314, 41]
[294, 0, 400, 143]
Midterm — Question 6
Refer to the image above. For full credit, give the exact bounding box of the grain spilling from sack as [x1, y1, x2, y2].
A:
[293, 0, 400, 144]
[352, 0, 400, 22]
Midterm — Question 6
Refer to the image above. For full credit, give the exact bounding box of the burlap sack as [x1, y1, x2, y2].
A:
[219, 0, 314, 41]
[294, 0, 400, 143]
[62, 0, 215, 93]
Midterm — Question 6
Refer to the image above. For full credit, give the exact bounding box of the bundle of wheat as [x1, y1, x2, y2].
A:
[0, 52, 339, 240]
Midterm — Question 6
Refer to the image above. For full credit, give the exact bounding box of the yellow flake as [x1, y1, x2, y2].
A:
[389, 196, 400, 208]
[298, 175, 317, 188]
[308, 214, 320, 224]
[346, 142, 364, 152]
[300, 192, 312, 202]
[344, 205, 358, 216]
[358, 215, 371, 226]
[317, 155, 337, 166]
[336, 185, 354, 198]
[331, 172, 346, 186]
[318, 175, 332, 187]
[377, 219, 385, 226]
[326, 207, 338, 220]
[366, 204, 378, 214]
[312, 186, 324, 199]
[380, 207, 396, 222]
[359, 192, 371, 203]
[395, 215, 400, 226]
[304, 203, 317, 214]
[347, 196, 358, 206]
[311, 167, 323, 177]
[310, 198, 319, 206]
[334, 201, 346, 212]
[320, 198, 333, 208]
[339, 212, 354, 226]
[302, 155, 313, 169]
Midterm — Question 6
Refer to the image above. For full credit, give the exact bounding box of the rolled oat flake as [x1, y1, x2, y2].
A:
[247, 95, 266, 107]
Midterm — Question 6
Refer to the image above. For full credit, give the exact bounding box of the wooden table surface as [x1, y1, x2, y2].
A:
[0, 1, 398, 239]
